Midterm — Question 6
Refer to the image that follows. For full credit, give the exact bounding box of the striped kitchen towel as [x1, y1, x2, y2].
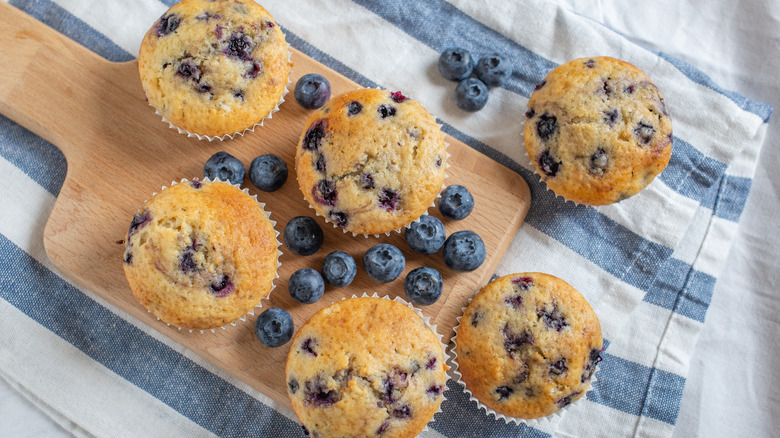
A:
[0, 0, 771, 437]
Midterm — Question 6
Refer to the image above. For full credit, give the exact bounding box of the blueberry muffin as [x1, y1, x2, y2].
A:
[138, 0, 292, 139]
[524, 56, 672, 205]
[296, 89, 447, 235]
[286, 297, 447, 437]
[122, 179, 279, 330]
[453, 273, 602, 420]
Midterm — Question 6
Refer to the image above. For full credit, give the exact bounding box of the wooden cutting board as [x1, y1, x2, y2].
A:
[0, 3, 530, 410]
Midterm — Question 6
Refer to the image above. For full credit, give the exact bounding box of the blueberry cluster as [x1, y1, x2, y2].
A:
[203, 151, 288, 192]
[438, 48, 511, 112]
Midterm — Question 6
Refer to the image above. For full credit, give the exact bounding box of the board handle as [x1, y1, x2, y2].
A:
[0, 2, 139, 158]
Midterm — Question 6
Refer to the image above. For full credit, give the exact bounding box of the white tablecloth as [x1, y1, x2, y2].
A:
[1, 0, 778, 437]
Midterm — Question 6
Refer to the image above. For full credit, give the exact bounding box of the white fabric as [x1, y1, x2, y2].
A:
[546, 1, 780, 437]
[1, 0, 778, 437]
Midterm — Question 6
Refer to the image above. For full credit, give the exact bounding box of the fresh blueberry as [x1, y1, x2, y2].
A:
[321, 251, 357, 287]
[249, 154, 288, 191]
[454, 78, 489, 112]
[204, 151, 245, 185]
[438, 47, 474, 81]
[294, 73, 331, 109]
[363, 243, 405, 283]
[405, 215, 446, 255]
[288, 268, 325, 304]
[284, 216, 324, 256]
[475, 53, 511, 87]
[254, 308, 294, 347]
[443, 230, 486, 272]
[438, 185, 474, 220]
[404, 267, 443, 306]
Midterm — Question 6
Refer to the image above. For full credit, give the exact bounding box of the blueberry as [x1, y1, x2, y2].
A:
[438, 185, 474, 220]
[347, 101, 363, 116]
[284, 216, 324, 256]
[210, 275, 234, 298]
[536, 113, 558, 140]
[294, 73, 331, 109]
[537, 302, 569, 331]
[538, 150, 561, 177]
[405, 215, 446, 255]
[438, 47, 474, 81]
[288, 268, 325, 304]
[475, 53, 511, 87]
[404, 267, 443, 306]
[204, 151, 245, 185]
[363, 243, 405, 283]
[249, 154, 288, 191]
[590, 148, 608, 174]
[224, 32, 252, 61]
[503, 324, 534, 358]
[443, 230, 486, 272]
[312, 180, 338, 206]
[495, 386, 513, 400]
[634, 121, 656, 144]
[156, 14, 181, 37]
[454, 78, 489, 112]
[321, 251, 357, 287]
[128, 210, 151, 237]
[604, 109, 619, 127]
[254, 308, 294, 347]
[378, 188, 400, 211]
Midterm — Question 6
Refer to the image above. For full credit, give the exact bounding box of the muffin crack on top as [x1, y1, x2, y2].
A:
[286, 297, 447, 437]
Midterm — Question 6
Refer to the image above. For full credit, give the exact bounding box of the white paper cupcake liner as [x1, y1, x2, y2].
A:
[449, 293, 601, 428]
[153, 45, 293, 142]
[133, 177, 283, 334]
[296, 88, 451, 238]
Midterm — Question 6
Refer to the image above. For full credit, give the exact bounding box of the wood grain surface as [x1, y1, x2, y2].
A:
[0, 2, 531, 410]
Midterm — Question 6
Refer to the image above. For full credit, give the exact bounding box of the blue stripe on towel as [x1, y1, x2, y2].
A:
[353, 0, 556, 96]
[0, 235, 304, 438]
[643, 258, 715, 323]
[592, 354, 685, 425]
[658, 53, 773, 122]
[10, 0, 133, 62]
[0, 115, 66, 196]
[434, 381, 550, 438]
[355, 0, 773, 122]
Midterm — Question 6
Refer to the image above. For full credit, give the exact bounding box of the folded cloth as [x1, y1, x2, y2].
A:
[0, 0, 771, 437]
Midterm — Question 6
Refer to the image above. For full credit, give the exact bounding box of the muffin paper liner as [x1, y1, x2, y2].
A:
[134, 177, 282, 334]
[153, 45, 293, 142]
[449, 293, 600, 428]
[297, 88, 451, 238]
